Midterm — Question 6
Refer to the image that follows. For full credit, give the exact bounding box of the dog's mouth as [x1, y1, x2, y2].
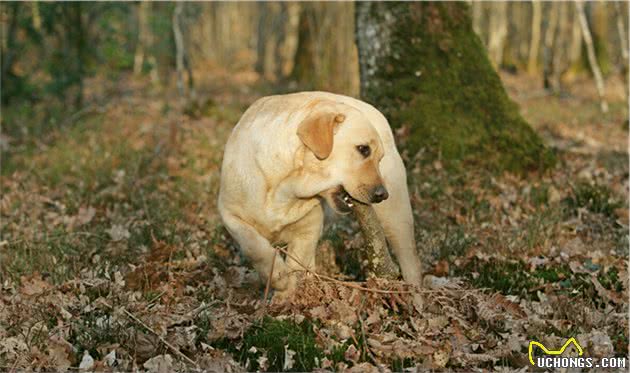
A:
[331, 187, 362, 213]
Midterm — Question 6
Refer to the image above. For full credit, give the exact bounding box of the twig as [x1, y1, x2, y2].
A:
[273, 245, 413, 295]
[263, 248, 278, 304]
[357, 301, 378, 365]
[6, 231, 108, 246]
[272, 245, 467, 295]
[99, 300, 198, 368]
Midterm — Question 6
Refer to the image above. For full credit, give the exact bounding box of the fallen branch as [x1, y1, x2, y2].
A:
[352, 203, 400, 280]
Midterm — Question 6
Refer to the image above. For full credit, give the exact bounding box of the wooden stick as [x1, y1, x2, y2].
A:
[352, 203, 400, 280]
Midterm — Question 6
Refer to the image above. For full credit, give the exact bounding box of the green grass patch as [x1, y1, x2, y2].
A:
[209, 317, 374, 372]
[67, 307, 131, 360]
[433, 226, 475, 261]
[564, 182, 622, 218]
[213, 317, 324, 372]
[456, 258, 623, 304]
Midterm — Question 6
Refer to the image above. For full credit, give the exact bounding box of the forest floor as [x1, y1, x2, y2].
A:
[1, 70, 628, 371]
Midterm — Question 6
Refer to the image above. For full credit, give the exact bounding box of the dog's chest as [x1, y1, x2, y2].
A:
[255, 198, 321, 240]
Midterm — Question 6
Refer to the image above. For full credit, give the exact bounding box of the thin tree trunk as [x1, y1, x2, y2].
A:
[615, 2, 629, 62]
[614, 1, 629, 102]
[134, 2, 148, 75]
[568, 4, 583, 72]
[1, 3, 18, 86]
[528, 0, 542, 74]
[551, 2, 570, 92]
[31, 2, 41, 32]
[173, 2, 185, 99]
[471, 1, 483, 39]
[487, 1, 508, 67]
[255, 2, 271, 78]
[543, 3, 559, 89]
[134, 2, 159, 85]
[575, 0, 608, 113]
[518, 2, 531, 63]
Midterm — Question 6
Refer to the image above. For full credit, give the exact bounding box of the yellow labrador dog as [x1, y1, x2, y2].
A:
[218, 91, 422, 297]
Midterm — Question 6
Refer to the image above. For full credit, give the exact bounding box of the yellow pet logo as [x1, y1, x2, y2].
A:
[528, 337, 584, 366]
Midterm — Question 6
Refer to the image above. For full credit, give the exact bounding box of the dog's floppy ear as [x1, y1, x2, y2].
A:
[297, 112, 345, 160]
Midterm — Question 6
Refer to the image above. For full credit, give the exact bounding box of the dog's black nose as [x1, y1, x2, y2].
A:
[370, 185, 389, 203]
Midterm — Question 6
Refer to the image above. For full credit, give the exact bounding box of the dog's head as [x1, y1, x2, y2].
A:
[297, 101, 388, 214]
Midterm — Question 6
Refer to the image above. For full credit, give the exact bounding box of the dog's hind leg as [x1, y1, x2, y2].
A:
[220, 210, 294, 293]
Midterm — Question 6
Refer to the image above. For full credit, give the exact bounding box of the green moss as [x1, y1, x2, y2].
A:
[362, 2, 554, 174]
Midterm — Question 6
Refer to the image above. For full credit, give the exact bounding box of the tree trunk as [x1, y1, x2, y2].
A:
[355, 2, 554, 174]
[173, 2, 186, 99]
[542, 2, 559, 90]
[487, 1, 508, 67]
[528, 0, 542, 74]
[291, 2, 359, 96]
[614, 1, 629, 102]
[567, 3, 583, 77]
[550, 2, 571, 93]
[1, 3, 19, 104]
[134, 2, 148, 75]
[576, 0, 608, 113]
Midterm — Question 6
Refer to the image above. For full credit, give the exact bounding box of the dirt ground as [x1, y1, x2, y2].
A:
[1, 69, 628, 371]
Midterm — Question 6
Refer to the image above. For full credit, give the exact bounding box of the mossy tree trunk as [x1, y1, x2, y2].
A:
[355, 2, 554, 173]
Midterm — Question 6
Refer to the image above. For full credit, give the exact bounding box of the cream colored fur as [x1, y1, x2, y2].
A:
[218, 91, 422, 297]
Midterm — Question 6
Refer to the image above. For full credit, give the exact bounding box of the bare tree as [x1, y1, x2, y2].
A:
[487, 1, 508, 67]
[291, 2, 359, 96]
[134, 2, 159, 85]
[254, 3, 300, 82]
[528, 0, 542, 74]
[614, 1, 629, 101]
[575, 0, 608, 113]
[548, 2, 571, 92]
[543, 2, 559, 89]
[567, 3, 583, 72]
[173, 2, 185, 98]
[30, 2, 41, 32]
[173, 2, 195, 103]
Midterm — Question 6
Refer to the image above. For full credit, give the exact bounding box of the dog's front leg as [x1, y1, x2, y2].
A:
[373, 152, 424, 309]
[278, 205, 324, 281]
[220, 210, 296, 293]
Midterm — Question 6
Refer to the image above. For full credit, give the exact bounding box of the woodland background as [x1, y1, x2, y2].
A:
[1, 1, 628, 371]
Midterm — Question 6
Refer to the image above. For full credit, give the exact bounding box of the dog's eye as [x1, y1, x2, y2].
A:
[356, 145, 371, 158]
